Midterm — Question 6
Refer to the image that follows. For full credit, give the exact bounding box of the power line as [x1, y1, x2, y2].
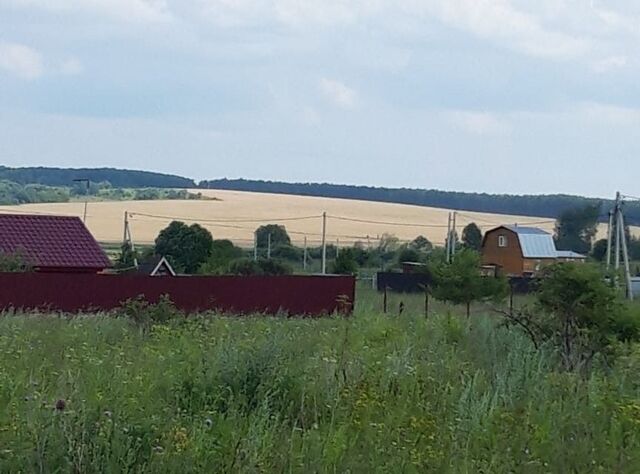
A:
[128, 211, 321, 224]
[328, 215, 449, 228]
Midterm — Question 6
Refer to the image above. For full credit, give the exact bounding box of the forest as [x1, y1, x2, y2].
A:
[201, 178, 640, 225]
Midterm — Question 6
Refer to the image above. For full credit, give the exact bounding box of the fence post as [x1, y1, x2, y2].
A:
[425, 288, 429, 318]
[383, 286, 388, 313]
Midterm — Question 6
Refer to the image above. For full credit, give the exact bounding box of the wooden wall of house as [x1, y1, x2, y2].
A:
[481, 228, 524, 276]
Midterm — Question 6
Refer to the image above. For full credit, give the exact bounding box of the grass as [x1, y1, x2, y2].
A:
[1, 291, 640, 472]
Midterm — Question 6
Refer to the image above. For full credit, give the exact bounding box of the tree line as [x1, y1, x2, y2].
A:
[201, 178, 640, 225]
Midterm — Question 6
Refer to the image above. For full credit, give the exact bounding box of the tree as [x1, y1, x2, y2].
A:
[410, 235, 432, 252]
[501, 263, 640, 372]
[227, 258, 292, 276]
[397, 245, 422, 264]
[199, 239, 244, 274]
[591, 239, 608, 262]
[430, 249, 508, 317]
[154, 221, 213, 273]
[255, 224, 291, 249]
[332, 248, 359, 275]
[462, 223, 483, 251]
[554, 204, 600, 254]
[0, 251, 32, 272]
[115, 242, 138, 269]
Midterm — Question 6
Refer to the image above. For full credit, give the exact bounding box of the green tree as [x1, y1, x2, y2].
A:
[0, 251, 32, 272]
[591, 239, 608, 262]
[255, 224, 291, 249]
[503, 263, 640, 372]
[430, 249, 508, 317]
[461, 223, 483, 251]
[554, 204, 600, 254]
[397, 245, 422, 264]
[115, 242, 138, 270]
[410, 235, 432, 252]
[199, 239, 244, 274]
[154, 221, 213, 273]
[332, 248, 359, 275]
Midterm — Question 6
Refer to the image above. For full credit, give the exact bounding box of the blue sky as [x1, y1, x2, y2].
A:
[1, 0, 639, 197]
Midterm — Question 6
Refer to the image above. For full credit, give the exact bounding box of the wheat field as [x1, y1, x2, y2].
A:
[0, 189, 627, 247]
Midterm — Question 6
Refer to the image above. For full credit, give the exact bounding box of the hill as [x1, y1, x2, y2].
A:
[0, 189, 625, 247]
[0, 166, 195, 189]
[200, 179, 640, 225]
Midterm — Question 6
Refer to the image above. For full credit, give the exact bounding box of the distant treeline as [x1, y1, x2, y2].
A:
[201, 179, 640, 225]
[0, 166, 195, 189]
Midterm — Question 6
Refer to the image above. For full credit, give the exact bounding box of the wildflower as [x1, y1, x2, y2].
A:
[55, 399, 66, 411]
[104, 410, 112, 418]
[204, 418, 213, 429]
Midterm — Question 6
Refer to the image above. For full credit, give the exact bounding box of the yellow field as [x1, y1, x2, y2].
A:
[0, 189, 629, 248]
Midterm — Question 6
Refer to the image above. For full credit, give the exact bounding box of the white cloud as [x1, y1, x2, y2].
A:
[446, 110, 512, 135]
[2, 0, 172, 22]
[319, 78, 357, 109]
[59, 57, 83, 75]
[0, 41, 43, 79]
[591, 55, 627, 74]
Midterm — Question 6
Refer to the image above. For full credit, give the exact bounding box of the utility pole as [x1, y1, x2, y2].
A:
[336, 238, 340, 258]
[267, 233, 272, 259]
[321, 212, 327, 274]
[122, 211, 138, 267]
[73, 178, 90, 224]
[451, 211, 458, 258]
[446, 212, 452, 263]
[253, 231, 258, 262]
[607, 191, 634, 300]
[606, 209, 614, 269]
[303, 236, 308, 271]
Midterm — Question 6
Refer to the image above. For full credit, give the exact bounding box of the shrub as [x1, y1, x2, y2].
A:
[332, 249, 358, 275]
[501, 263, 640, 372]
[118, 295, 181, 332]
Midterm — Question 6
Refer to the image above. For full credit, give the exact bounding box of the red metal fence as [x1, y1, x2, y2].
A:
[0, 273, 355, 316]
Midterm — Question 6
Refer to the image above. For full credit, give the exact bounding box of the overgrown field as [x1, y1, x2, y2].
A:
[1, 293, 640, 472]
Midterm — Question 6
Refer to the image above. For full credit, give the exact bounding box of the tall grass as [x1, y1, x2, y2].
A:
[1, 293, 640, 472]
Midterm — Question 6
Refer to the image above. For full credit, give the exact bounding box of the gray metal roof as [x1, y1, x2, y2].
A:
[556, 250, 587, 259]
[504, 225, 557, 258]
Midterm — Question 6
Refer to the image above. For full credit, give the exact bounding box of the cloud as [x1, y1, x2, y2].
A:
[0, 41, 43, 79]
[319, 78, 357, 109]
[446, 110, 512, 135]
[59, 57, 83, 75]
[2, 0, 172, 23]
[591, 55, 627, 74]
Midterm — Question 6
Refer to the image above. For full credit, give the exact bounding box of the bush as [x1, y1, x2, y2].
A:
[332, 249, 358, 275]
[0, 251, 32, 272]
[502, 263, 640, 372]
[118, 295, 181, 332]
[226, 258, 292, 276]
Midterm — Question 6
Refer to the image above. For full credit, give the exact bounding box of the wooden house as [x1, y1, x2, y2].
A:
[481, 225, 585, 277]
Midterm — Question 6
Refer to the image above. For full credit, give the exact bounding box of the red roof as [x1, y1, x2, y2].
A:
[0, 214, 111, 271]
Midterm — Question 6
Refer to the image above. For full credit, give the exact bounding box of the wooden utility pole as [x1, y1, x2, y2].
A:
[446, 212, 452, 263]
[607, 192, 634, 300]
[122, 211, 138, 268]
[267, 233, 272, 259]
[253, 231, 258, 261]
[321, 212, 327, 274]
[303, 236, 308, 271]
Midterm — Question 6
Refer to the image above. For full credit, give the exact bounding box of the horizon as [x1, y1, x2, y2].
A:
[2, 2, 639, 198]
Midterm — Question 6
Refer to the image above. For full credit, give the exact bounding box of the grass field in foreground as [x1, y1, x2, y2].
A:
[1, 291, 640, 472]
[0, 189, 632, 248]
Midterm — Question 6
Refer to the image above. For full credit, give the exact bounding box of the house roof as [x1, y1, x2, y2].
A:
[502, 225, 558, 258]
[556, 250, 587, 259]
[0, 214, 111, 270]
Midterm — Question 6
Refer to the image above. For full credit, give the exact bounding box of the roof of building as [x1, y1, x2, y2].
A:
[556, 250, 587, 259]
[502, 225, 557, 258]
[0, 214, 111, 270]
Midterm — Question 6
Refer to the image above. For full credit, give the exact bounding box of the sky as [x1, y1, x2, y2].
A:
[1, 0, 639, 198]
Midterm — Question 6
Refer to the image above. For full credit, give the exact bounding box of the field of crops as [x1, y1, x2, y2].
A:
[0, 189, 628, 248]
[2, 289, 639, 472]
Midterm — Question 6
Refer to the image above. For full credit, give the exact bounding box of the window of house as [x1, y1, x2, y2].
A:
[498, 235, 507, 247]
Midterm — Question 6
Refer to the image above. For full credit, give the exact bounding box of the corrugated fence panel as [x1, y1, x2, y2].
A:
[0, 273, 355, 316]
